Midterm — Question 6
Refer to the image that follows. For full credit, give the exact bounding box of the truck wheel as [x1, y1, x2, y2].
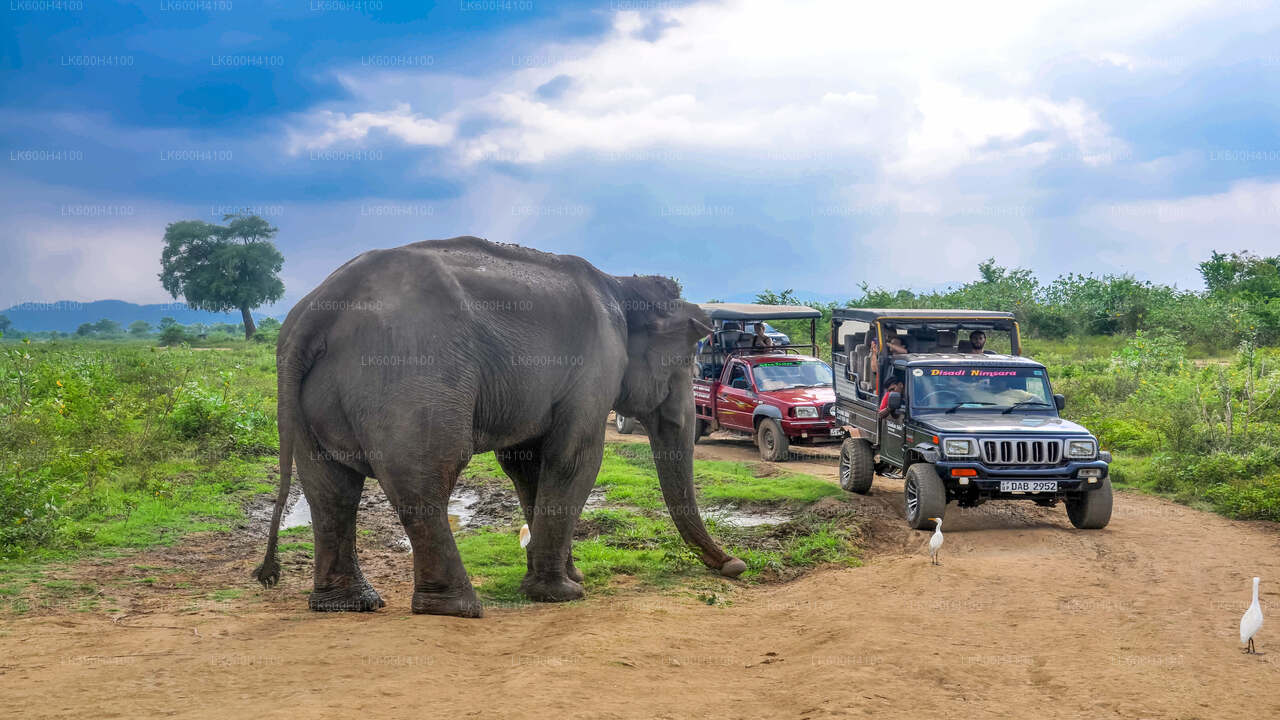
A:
[839, 439, 874, 494]
[757, 418, 789, 462]
[1066, 478, 1113, 529]
[615, 414, 637, 434]
[904, 463, 946, 530]
[693, 418, 709, 445]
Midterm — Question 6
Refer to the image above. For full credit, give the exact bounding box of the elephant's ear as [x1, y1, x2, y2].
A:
[651, 313, 712, 348]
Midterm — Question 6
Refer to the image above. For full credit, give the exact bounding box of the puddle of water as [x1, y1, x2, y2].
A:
[281, 495, 311, 530]
[281, 488, 483, 532]
[704, 507, 791, 527]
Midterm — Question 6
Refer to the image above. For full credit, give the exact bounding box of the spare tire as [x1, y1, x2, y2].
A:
[615, 414, 637, 434]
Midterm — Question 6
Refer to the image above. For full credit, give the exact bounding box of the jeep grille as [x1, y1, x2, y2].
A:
[981, 438, 1062, 465]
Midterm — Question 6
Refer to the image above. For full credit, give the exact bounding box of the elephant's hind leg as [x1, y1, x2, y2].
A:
[519, 424, 606, 603]
[378, 452, 483, 618]
[296, 439, 384, 612]
[495, 442, 584, 584]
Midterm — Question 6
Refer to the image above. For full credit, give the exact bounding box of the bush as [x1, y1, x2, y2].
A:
[168, 381, 275, 454]
[158, 325, 188, 346]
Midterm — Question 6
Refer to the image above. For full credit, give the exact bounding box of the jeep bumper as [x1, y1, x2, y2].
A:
[933, 459, 1109, 493]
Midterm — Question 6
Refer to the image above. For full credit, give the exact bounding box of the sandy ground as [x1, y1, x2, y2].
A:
[3, 426, 1278, 719]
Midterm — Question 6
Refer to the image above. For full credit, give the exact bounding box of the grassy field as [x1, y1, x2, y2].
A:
[2, 331, 1277, 607]
[0, 338, 862, 610]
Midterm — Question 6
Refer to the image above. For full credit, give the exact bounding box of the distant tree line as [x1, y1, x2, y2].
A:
[757, 250, 1280, 350]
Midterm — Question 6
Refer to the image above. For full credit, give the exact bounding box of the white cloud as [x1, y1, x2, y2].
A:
[284, 0, 1245, 180]
[286, 104, 454, 153]
[1079, 180, 1280, 283]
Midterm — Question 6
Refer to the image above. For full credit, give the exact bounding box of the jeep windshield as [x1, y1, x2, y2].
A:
[753, 360, 832, 391]
[910, 366, 1053, 412]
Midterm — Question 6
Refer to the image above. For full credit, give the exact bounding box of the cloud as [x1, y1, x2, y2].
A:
[1078, 180, 1280, 285]
[286, 104, 454, 153]
[285, 0, 1240, 179]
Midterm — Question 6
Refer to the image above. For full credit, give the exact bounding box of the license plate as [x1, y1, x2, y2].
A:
[828, 428, 843, 436]
[1000, 480, 1058, 492]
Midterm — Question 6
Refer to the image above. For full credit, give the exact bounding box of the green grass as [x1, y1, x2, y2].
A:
[456, 445, 863, 604]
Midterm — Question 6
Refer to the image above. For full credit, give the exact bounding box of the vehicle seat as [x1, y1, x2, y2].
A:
[719, 330, 744, 349]
[936, 330, 957, 352]
[843, 333, 864, 370]
[858, 345, 873, 392]
[957, 340, 973, 353]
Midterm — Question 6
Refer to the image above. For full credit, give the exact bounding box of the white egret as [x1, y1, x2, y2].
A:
[1241, 576, 1263, 655]
[928, 518, 944, 565]
[518, 523, 532, 549]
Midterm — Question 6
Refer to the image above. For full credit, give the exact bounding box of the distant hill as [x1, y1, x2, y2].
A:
[0, 300, 282, 333]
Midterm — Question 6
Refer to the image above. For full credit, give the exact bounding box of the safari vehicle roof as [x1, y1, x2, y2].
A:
[890, 353, 1045, 369]
[699, 302, 823, 321]
[832, 308, 1016, 322]
[738, 352, 826, 366]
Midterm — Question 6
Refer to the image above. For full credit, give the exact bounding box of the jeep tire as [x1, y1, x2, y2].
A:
[839, 439, 875, 494]
[615, 414, 637, 435]
[693, 418, 709, 445]
[1066, 477, 1113, 529]
[757, 418, 789, 462]
[905, 463, 946, 530]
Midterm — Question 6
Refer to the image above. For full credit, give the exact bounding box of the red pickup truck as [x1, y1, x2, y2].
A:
[690, 303, 842, 461]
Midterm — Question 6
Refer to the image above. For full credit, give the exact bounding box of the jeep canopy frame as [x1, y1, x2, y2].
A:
[831, 308, 1021, 359]
[698, 303, 822, 357]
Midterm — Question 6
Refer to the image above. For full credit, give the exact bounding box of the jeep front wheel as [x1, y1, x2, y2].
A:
[839, 438, 874, 494]
[1066, 478, 1113, 529]
[905, 463, 946, 529]
[757, 418, 789, 462]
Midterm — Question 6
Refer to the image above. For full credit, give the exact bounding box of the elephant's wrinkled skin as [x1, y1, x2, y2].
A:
[253, 237, 746, 617]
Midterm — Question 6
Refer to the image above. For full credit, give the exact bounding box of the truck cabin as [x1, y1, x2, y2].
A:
[695, 303, 823, 380]
[830, 309, 1022, 401]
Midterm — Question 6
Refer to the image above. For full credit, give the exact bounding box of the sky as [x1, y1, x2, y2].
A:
[3, 0, 1280, 312]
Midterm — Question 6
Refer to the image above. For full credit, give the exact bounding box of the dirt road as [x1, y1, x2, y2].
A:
[3, 430, 1278, 719]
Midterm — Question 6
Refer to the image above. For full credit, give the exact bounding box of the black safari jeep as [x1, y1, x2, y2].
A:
[830, 309, 1112, 530]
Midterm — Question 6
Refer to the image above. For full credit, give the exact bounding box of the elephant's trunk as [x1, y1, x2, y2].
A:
[647, 417, 747, 578]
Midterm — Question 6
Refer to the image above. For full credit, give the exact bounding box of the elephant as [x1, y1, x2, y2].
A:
[253, 236, 747, 617]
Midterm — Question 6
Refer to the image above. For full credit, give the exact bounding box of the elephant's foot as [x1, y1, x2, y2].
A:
[716, 556, 747, 579]
[309, 579, 385, 612]
[565, 557, 585, 584]
[521, 572, 585, 603]
[412, 587, 484, 618]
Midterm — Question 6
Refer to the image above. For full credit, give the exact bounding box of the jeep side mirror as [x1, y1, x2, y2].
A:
[887, 391, 902, 412]
[1054, 393, 1066, 411]
[731, 378, 750, 390]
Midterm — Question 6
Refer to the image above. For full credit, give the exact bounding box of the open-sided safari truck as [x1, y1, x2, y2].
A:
[830, 309, 1112, 530]
[687, 303, 841, 461]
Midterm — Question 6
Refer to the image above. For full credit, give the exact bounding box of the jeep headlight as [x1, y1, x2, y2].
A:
[794, 406, 819, 419]
[943, 438, 977, 458]
[1066, 439, 1097, 459]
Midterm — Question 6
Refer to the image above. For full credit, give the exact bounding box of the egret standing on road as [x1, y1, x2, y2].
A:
[928, 518, 944, 565]
[1241, 576, 1263, 654]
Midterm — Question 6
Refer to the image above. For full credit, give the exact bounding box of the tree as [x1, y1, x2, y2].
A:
[0, 314, 10, 337]
[128, 320, 152, 337]
[159, 213, 285, 340]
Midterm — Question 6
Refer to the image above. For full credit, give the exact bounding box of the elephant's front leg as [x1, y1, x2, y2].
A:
[519, 432, 604, 602]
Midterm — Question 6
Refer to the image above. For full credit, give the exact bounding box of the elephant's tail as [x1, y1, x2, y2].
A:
[252, 334, 314, 588]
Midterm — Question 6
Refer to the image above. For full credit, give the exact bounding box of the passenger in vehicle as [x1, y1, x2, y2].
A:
[886, 335, 909, 355]
[879, 377, 904, 419]
[966, 330, 987, 354]
[752, 323, 774, 348]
